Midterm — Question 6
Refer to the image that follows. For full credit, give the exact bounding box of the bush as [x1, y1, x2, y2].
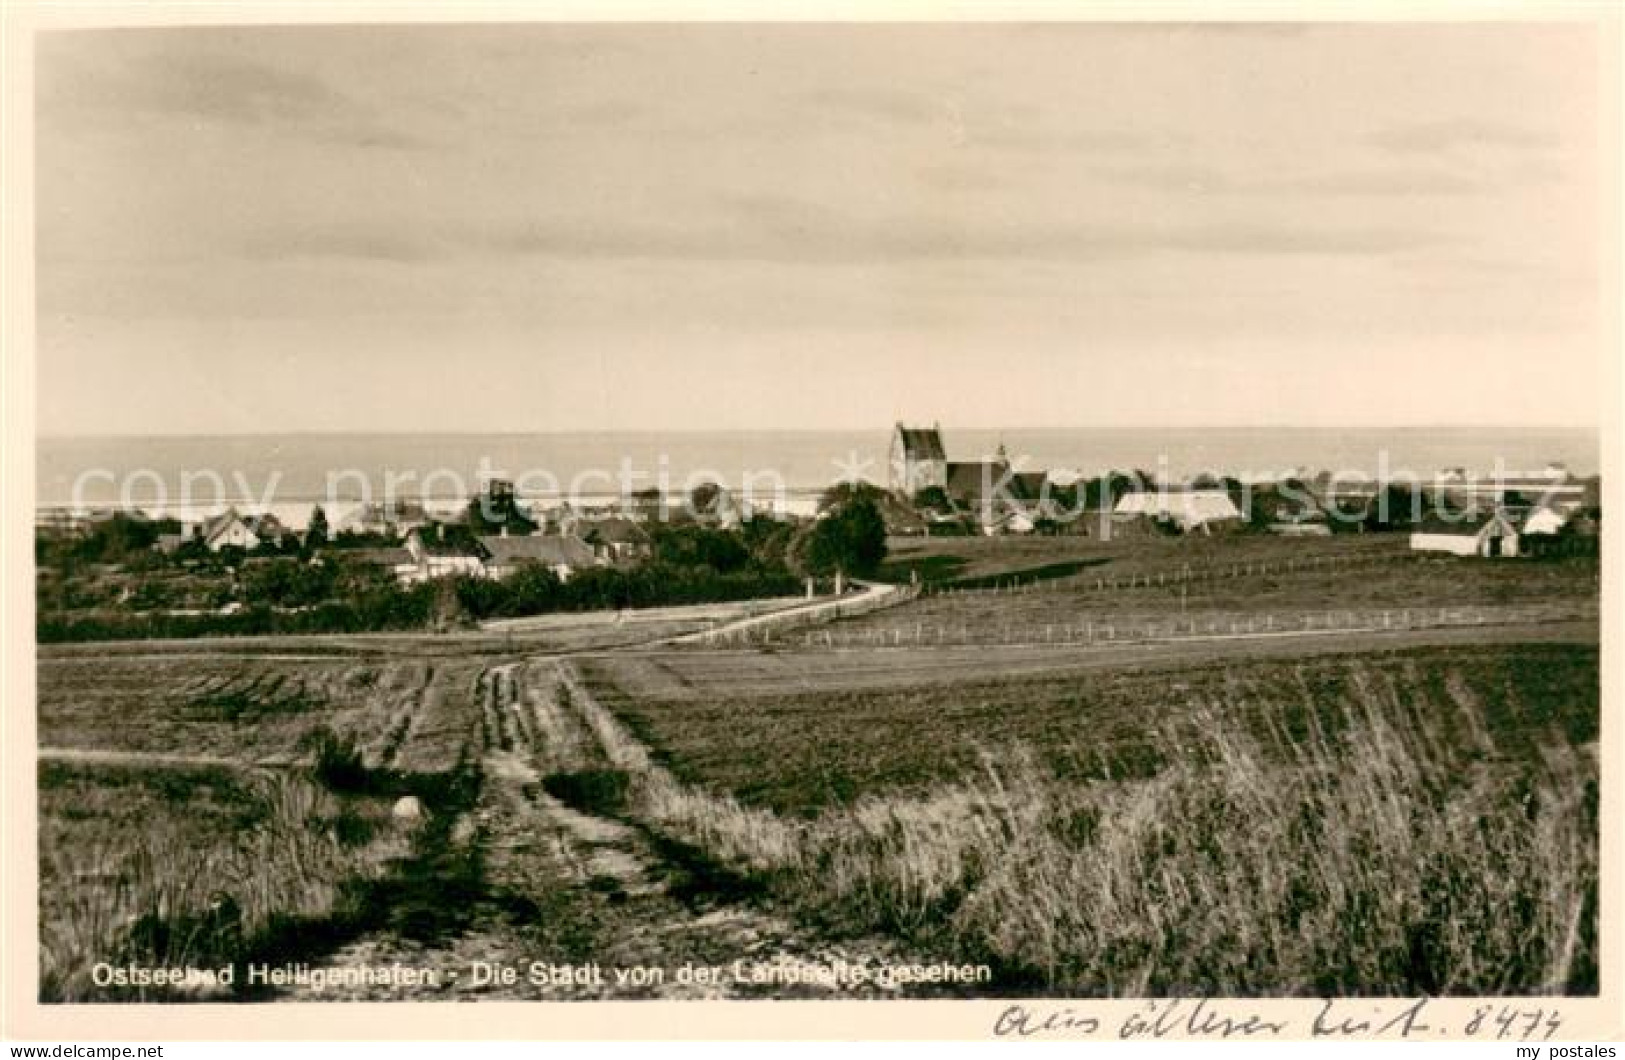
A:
[541, 770, 632, 816]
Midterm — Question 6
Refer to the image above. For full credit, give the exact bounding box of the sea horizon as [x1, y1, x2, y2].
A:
[37, 424, 1601, 520]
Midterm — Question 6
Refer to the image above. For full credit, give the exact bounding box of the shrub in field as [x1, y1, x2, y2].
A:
[541, 770, 631, 816]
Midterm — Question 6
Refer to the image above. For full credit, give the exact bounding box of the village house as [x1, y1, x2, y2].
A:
[945, 459, 1017, 533]
[1113, 487, 1244, 533]
[192, 508, 260, 552]
[334, 498, 432, 538]
[1408, 511, 1520, 557]
[690, 484, 746, 530]
[890, 423, 948, 495]
[403, 527, 486, 581]
[478, 532, 597, 581]
[339, 546, 422, 584]
[570, 516, 652, 564]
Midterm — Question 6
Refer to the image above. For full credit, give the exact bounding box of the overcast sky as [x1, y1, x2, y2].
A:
[34, 21, 1610, 436]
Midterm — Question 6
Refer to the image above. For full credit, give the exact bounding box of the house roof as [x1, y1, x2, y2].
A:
[199, 509, 253, 545]
[574, 517, 649, 545]
[406, 528, 483, 558]
[479, 534, 596, 568]
[1114, 489, 1242, 525]
[896, 425, 946, 462]
[1008, 472, 1049, 503]
[945, 461, 1012, 503]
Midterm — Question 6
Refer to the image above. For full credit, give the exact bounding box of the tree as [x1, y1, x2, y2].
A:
[689, 481, 725, 518]
[911, 485, 951, 513]
[1367, 483, 1427, 530]
[819, 480, 888, 513]
[788, 493, 887, 592]
[464, 492, 535, 535]
[306, 506, 330, 551]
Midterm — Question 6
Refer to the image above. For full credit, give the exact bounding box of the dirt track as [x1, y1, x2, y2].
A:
[279, 661, 952, 1001]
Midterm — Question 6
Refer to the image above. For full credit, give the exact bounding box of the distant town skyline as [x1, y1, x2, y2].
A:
[35, 20, 1612, 438]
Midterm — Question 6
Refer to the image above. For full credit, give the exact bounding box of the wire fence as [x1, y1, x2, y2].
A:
[920, 546, 1439, 598]
[693, 599, 1599, 650]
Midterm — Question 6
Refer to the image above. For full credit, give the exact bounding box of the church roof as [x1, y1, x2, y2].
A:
[896, 424, 946, 462]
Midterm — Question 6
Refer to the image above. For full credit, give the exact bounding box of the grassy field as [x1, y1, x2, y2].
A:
[35, 652, 488, 1001]
[579, 644, 1598, 814]
[573, 641, 1600, 994]
[37, 759, 414, 1001]
[844, 539, 1599, 647]
[879, 528, 1407, 586]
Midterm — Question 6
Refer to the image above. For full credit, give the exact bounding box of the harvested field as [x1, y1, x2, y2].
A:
[579, 643, 1599, 815]
[37, 656, 483, 772]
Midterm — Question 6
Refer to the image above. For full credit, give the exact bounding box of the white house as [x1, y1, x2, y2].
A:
[1520, 504, 1571, 536]
[1113, 488, 1243, 532]
[1409, 512, 1520, 557]
[195, 509, 259, 552]
[403, 528, 486, 581]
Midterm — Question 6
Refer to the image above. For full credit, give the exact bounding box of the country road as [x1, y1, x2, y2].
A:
[661, 579, 906, 645]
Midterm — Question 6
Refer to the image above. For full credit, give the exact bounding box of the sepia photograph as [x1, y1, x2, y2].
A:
[5, 3, 1621, 1044]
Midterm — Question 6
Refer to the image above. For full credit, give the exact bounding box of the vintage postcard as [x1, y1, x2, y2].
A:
[3, 1, 1621, 1044]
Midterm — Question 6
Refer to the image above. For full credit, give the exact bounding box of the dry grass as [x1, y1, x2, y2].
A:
[38, 763, 405, 1001]
[559, 654, 1598, 996]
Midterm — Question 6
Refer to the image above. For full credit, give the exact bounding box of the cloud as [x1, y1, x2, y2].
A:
[238, 222, 443, 263]
[1090, 163, 1485, 197]
[915, 163, 1009, 194]
[973, 126, 1155, 155]
[37, 33, 429, 150]
[797, 87, 944, 125]
[232, 199, 1454, 267]
[1369, 119, 1557, 154]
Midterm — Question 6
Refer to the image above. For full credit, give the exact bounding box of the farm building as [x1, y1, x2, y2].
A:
[1408, 511, 1520, 557]
[1113, 488, 1243, 532]
[890, 423, 948, 495]
[478, 533, 597, 581]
